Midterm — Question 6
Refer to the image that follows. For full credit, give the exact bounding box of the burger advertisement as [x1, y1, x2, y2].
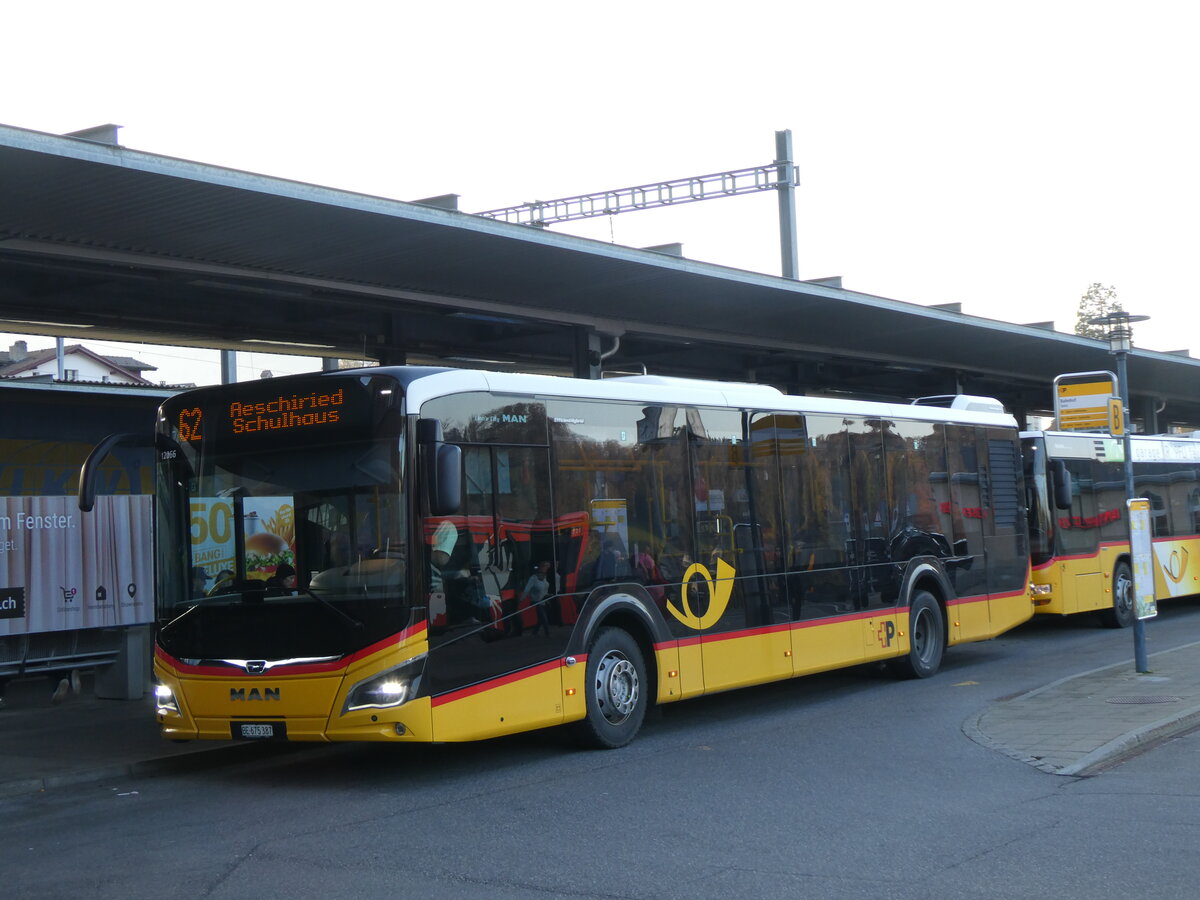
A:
[191, 497, 295, 587]
[244, 510, 295, 578]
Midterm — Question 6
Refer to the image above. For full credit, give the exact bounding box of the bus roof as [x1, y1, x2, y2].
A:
[391, 367, 1017, 428]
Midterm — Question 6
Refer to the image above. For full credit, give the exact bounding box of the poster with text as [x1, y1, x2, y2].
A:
[0, 495, 154, 637]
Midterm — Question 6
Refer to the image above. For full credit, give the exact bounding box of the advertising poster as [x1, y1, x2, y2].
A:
[0, 495, 154, 637]
[190, 496, 295, 585]
[1152, 541, 1194, 599]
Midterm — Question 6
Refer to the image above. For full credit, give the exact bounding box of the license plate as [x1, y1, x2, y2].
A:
[233, 722, 286, 740]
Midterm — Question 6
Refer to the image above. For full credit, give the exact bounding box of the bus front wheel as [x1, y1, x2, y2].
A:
[574, 627, 648, 749]
[1100, 561, 1136, 629]
[888, 590, 945, 679]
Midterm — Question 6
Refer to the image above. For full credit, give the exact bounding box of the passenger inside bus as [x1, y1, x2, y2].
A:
[190, 566, 209, 597]
[265, 564, 297, 594]
[518, 561, 554, 637]
[633, 543, 665, 603]
[430, 519, 492, 626]
[593, 535, 631, 583]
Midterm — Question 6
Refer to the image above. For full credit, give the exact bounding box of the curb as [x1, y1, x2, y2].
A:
[0, 740, 301, 798]
[1056, 703, 1200, 776]
[963, 639, 1200, 777]
[960, 708, 1069, 775]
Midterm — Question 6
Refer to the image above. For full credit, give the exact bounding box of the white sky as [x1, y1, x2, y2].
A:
[3, 0, 1197, 386]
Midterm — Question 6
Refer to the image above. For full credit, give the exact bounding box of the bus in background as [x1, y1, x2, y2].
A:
[82, 367, 1032, 749]
[1022, 430, 1200, 626]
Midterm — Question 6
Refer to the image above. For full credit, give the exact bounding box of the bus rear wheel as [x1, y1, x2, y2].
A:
[1099, 561, 1136, 629]
[887, 590, 945, 679]
[574, 627, 648, 749]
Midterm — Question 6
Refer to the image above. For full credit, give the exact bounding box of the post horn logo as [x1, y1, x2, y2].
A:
[665, 558, 736, 630]
[1165, 547, 1189, 584]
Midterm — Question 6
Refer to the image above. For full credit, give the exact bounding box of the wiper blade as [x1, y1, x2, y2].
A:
[180, 590, 241, 608]
[299, 586, 365, 631]
[187, 583, 365, 632]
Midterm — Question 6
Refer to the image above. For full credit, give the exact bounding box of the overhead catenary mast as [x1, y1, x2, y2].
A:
[475, 130, 800, 279]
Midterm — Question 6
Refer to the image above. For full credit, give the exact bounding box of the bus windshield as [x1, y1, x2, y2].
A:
[155, 374, 408, 662]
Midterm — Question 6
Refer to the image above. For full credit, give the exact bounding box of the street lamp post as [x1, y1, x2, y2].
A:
[1090, 311, 1151, 673]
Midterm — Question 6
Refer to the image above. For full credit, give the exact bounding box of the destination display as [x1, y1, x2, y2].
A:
[177, 383, 355, 445]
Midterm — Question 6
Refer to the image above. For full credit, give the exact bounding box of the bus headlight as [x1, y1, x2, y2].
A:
[343, 654, 425, 714]
[154, 682, 179, 714]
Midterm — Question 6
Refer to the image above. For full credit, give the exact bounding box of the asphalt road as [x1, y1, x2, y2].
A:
[5, 601, 1200, 899]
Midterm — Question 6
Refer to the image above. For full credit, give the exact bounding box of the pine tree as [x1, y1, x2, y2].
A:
[1074, 283, 1122, 339]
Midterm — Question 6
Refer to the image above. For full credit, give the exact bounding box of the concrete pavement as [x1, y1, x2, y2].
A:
[965, 638, 1200, 776]
[0, 672, 261, 798]
[4, 640, 1200, 796]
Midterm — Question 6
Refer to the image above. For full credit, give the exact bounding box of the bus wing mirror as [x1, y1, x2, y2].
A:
[1051, 459, 1073, 510]
[78, 432, 155, 512]
[417, 418, 462, 516]
[432, 443, 462, 516]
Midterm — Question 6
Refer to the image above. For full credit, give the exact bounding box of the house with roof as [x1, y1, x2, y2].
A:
[0, 340, 157, 384]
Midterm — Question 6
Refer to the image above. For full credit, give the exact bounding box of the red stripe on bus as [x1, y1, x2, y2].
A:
[1033, 540, 1132, 570]
[431, 657, 572, 707]
[654, 597, 1002, 651]
[656, 611, 898, 651]
[792, 608, 893, 628]
[987, 586, 1030, 602]
[653, 621, 789, 653]
[946, 593, 988, 608]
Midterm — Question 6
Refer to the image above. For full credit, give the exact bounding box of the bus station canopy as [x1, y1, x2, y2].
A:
[3, 122, 1200, 427]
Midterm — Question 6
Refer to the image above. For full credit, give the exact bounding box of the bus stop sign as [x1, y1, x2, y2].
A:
[1054, 371, 1119, 432]
[1128, 498, 1158, 620]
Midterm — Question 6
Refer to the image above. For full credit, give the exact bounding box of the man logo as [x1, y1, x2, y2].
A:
[230, 687, 280, 701]
[245, 660, 267, 674]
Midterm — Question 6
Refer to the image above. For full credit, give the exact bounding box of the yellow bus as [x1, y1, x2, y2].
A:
[1023, 430, 1200, 626]
[83, 368, 1033, 748]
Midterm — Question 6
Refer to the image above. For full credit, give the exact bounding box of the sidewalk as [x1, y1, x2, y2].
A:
[965, 639, 1200, 776]
[4, 642, 1200, 796]
[0, 672, 252, 798]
